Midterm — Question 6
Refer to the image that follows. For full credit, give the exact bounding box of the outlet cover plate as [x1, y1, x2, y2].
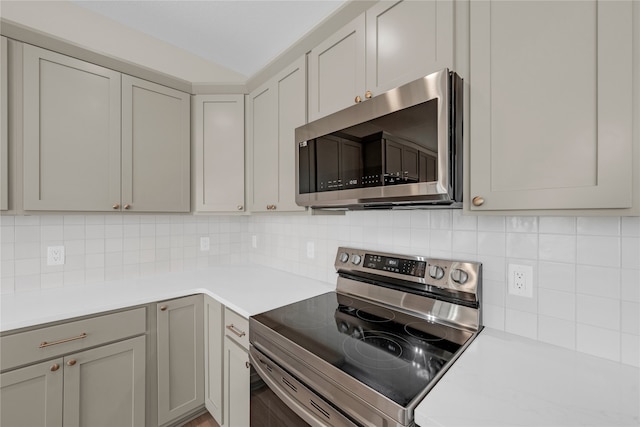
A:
[508, 264, 533, 298]
[47, 246, 65, 266]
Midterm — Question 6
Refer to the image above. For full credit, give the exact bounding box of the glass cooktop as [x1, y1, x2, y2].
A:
[252, 291, 473, 407]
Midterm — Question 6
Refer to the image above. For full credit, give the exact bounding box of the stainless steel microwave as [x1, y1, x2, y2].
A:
[295, 68, 462, 209]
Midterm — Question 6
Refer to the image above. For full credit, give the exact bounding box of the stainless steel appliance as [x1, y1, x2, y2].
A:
[295, 69, 463, 209]
[249, 247, 482, 427]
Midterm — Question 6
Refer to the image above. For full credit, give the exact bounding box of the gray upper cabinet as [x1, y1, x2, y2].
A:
[192, 94, 245, 213]
[308, 0, 455, 121]
[22, 44, 121, 211]
[365, 0, 454, 96]
[156, 295, 204, 425]
[22, 45, 190, 213]
[247, 56, 306, 213]
[122, 75, 190, 212]
[1, 36, 8, 211]
[468, 0, 635, 212]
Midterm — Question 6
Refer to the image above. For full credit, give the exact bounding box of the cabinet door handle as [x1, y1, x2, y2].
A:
[226, 324, 246, 338]
[365, 90, 372, 99]
[50, 363, 60, 372]
[237, 205, 243, 211]
[123, 204, 131, 210]
[112, 203, 120, 210]
[354, 95, 362, 103]
[39, 332, 87, 348]
[66, 359, 77, 367]
[160, 305, 168, 311]
[245, 361, 250, 369]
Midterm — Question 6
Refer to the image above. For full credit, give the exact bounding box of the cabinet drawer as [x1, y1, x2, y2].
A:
[224, 308, 249, 350]
[1, 308, 146, 371]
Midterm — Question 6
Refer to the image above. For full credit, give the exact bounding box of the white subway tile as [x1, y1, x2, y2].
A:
[84, 215, 105, 225]
[539, 234, 576, 263]
[505, 309, 537, 339]
[15, 216, 40, 226]
[577, 236, 620, 267]
[430, 210, 452, 230]
[15, 258, 40, 276]
[506, 216, 538, 233]
[123, 251, 140, 265]
[1, 261, 14, 277]
[577, 324, 620, 362]
[105, 224, 123, 239]
[85, 239, 105, 254]
[482, 279, 506, 307]
[621, 269, 640, 302]
[64, 255, 85, 272]
[0, 276, 14, 294]
[105, 238, 123, 253]
[1, 243, 14, 261]
[14, 242, 40, 260]
[621, 217, 640, 237]
[85, 268, 105, 284]
[452, 231, 476, 254]
[105, 252, 123, 267]
[452, 211, 477, 231]
[539, 216, 576, 235]
[478, 232, 505, 257]
[576, 265, 620, 299]
[538, 261, 575, 292]
[41, 272, 64, 289]
[482, 304, 505, 330]
[105, 215, 123, 225]
[621, 301, 639, 335]
[85, 253, 105, 269]
[477, 216, 505, 232]
[620, 334, 639, 367]
[621, 237, 639, 269]
[506, 233, 537, 259]
[576, 294, 620, 330]
[105, 265, 124, 281]
[41, 216, 63, 225]
[63, 225, 85, 240]
[15, 226, 40, 243]
[539, 288, 575, 321]
[1, 226, 15, 243]
[41, 225, 64, 241]
[538, 315, 575, 350]
[14, 274, 40, 292]
[577, 217, 620, 236]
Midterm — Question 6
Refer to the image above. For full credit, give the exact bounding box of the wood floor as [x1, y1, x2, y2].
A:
[181, 412, 220, 427]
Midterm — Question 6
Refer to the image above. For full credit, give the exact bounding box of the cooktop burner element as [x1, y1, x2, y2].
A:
[250, 247, 482, 427]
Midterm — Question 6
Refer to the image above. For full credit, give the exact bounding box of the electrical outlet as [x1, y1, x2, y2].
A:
[306, 241, 315, 259]
[252, 235, 258, 249]
[508, 264, 533, 297]
[200, 237, 210, 251]
[47, 246, 65, 266]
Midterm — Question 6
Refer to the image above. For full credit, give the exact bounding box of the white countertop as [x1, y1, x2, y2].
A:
[415, 328, 640, 427]
[0, 266, 334, 332]
[2, 267, 638, 427]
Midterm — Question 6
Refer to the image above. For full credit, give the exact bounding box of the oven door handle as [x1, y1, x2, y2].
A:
[249, 347, 358, 427]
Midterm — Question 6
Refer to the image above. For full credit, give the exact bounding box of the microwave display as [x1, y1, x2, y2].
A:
[298, 99, 438, 194]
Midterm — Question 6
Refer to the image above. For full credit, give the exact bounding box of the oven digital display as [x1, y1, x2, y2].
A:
[364, 254, 426, 277]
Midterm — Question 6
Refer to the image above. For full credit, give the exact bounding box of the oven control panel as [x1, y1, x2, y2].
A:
[335, 246, 481, 296]
[363, 254, 426, 277]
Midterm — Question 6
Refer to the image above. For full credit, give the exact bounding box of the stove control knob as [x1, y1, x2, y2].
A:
[451, 268, 469, 285]
[339, 252, 350, 263]
[428, 265, 445, 280]
[351, 254, 362, 265]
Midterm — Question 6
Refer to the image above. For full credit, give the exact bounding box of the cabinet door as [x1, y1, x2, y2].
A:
[248, 81, 277, 212]
[204, 296, 224, 424]
[308, 14, 365, 121]
[249, 57, 307, 213]
[122, 75, 190, 212]
[223, 337, 250, 427]
[469, 1, 633, 211]
[366, 0, 454, 95]
[22, 44, 121, 211]
[275, 57, 307, 212]
[193, 94, 245, 213]
[1, 36, 7, 211]
[0, 358, 64, 427]
[62, 336, 145, 427]
[157, 295, 204, 425]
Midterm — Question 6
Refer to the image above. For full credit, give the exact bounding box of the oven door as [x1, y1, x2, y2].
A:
[250, 346, 359, 427]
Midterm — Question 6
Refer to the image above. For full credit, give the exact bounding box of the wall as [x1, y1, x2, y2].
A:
[1, 211, 637, 367]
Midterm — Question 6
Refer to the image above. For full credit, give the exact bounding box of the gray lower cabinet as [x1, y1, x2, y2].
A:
[0, 308, 146, 427]
[204, 296, 224, 424]
[222, 308, 250, 427]
[156, 295, 204, 425]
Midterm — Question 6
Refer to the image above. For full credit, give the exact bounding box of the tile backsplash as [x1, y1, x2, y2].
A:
[1, 211, 638, 367]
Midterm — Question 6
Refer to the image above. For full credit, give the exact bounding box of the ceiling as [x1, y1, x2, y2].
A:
[72, 0, 347, 78]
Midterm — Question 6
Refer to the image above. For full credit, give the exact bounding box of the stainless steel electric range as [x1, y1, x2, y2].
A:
[249, 247, 482, 427]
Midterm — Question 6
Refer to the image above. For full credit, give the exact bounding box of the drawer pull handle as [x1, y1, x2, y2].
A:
[160, 305, 168, 311]
[67, 359, 77, 367]
[39, 333, 87, 348]
[226, 324, 246, 338]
